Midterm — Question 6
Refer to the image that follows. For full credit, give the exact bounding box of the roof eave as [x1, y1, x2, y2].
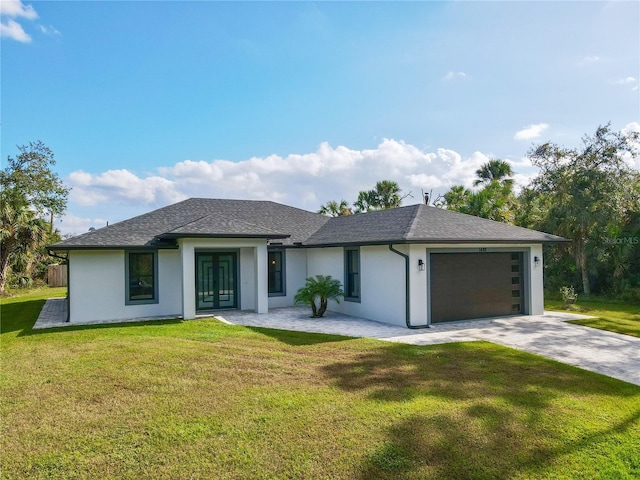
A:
[47, 244, 180, 251]
[157, 233, 291, 240]
[301, 237, 569, 248]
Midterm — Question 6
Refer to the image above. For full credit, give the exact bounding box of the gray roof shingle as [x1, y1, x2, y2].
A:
[304, 204, 566, 245]
[50, 199, 566, 250]
[51, 198, 329, 249]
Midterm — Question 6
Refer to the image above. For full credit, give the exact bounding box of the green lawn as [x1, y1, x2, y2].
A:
[2, 288, 639, 479]
[546, 297, 640, 338]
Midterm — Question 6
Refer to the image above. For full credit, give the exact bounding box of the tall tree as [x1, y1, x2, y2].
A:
[353, 190, 377, 213]
[527, 123, 639, 295]
[464, 181, 515, 223]
[318, 199, 352, 217]
[442, 185, 472, 211]
[353, 180, 403, 213]
[440, 160, 516, 223]
[0, 141, 70, 293]
[372, 180, 402, 209]
[473, 159, 514, 187]
[0, 200, 49, 292]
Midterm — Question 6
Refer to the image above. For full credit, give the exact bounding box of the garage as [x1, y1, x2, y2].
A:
[430, 252, 524, 323]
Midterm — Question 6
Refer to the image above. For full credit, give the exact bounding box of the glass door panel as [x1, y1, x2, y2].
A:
[196, 252, 237, 310]
[216, 254, 236, 308]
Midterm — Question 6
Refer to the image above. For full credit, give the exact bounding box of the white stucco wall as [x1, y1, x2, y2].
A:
[240, 247, 256, 311]
[529, 244, 544, 315]
[408, 244, 429, 327]
[68, 249, 182, 323]
[304, 242, 546, 328]
[306, 245, 407, 326]
[68, 240, 545, 326]
[268, 248, 308, 309]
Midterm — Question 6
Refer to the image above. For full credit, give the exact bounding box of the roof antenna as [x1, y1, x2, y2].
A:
[421, 189, 432, 205]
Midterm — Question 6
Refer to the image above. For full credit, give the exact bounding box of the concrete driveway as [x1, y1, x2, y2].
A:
[218, 307, 640, 386]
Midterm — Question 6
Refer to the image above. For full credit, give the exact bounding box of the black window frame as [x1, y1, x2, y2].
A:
[125, 250, 159, 305]
[268, 249, 286, 297]
[344, 247, 361, 302]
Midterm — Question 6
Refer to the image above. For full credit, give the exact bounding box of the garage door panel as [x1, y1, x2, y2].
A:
[430, 252, 519, 323]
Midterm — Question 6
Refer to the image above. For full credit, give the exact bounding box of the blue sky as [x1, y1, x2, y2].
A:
[2, 1, 639, 234]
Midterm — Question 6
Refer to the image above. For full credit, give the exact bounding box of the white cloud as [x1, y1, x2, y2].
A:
[621, 122, 640, 170]
[62, 139, 541, 234]
[68, 169, 187, 207]
[614, 76, 639, 91]
[38, 24, 60, 36]
[0, 18, 30, 42]
[407, 173, 443, 188]
[576, 55, 603, 67]
[0, 0, 37, 19]
[1, 1, 59, 43]
[621, 121, 640, 136]
[616, 76, 637, 85]
[514, 123, 549, 141]
[55, 214, 109, 236]
[442, 71, 467, 81]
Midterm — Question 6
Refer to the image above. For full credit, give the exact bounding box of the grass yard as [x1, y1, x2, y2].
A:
[2, 288, 640, 479]
[546, 297, 640, 338]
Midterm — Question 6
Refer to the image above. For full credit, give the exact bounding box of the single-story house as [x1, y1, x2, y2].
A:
[49, 198, 566, 328]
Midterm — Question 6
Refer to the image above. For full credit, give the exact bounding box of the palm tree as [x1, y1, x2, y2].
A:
[373, 180, 402, 209]
[464, 182, 515, 223]
[443, 185, 471, 211]
[318, 200, 352, 217]
[0, 198, 49, 293]
[293, 282, 318, 317]
[294, 275, 344, 318]
[473, 159, 514, 187]
[354, 180, 403, 213]
[353, 190, 377, 213]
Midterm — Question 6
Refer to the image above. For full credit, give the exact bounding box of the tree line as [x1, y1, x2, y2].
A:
[318, 124, 640, 300]
[0, 141, 69, 294]
[318, 180, 405, 216]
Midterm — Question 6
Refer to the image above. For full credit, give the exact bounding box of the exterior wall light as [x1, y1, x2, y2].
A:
[534, 256, 540, 266]
[418, 259, 425, 271]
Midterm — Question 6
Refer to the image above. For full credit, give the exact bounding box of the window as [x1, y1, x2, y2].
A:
[126, 251, 158, 304]
[345, 247, 360, 302]
[268, 250, 285, 296]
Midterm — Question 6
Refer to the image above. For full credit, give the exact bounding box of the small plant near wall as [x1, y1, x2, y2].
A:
[294, 275, 344, 318]
[560, 286, 578, 305]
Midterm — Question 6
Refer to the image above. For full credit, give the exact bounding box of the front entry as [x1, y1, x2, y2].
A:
[196, 252, 238, 310]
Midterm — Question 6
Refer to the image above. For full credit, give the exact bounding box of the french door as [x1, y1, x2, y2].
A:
[195, 252, 237, 310]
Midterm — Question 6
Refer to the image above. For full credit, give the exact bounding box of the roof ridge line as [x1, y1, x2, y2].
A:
[166, 212, 285, 235]
[404, 204, 423, 240]
[163, 213, 214, 234]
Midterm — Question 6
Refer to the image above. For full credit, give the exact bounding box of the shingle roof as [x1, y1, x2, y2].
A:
[50, 198, 329, 249]
[304, 204, 567, 245]
[50, 199, 566, 250]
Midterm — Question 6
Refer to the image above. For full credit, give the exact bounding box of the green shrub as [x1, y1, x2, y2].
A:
[560, 286, 577, 303]
[294, 275, 344, 318]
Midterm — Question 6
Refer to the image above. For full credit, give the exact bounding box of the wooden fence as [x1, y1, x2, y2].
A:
[47, 264, 68, 287]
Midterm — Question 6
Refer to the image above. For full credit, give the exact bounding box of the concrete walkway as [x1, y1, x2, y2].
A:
[34, 298, 68, 328]
[219, 307, 640, 386]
